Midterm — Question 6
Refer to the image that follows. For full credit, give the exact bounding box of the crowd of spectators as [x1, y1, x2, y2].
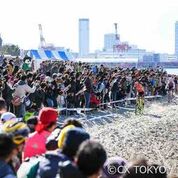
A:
[0, 57, 177, 118]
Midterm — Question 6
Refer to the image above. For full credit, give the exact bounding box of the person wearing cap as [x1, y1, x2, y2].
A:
[0, 112, 16, 132]
[23, 107, 58, 159]
[1, 120, 30, 173]
[0, 112, 16, 123]
[37, 127, 90, 178]
[47, 118, 84, 151]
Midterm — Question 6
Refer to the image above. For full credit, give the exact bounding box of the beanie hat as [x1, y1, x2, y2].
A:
[62, 128, 90, 159]
[58, 125, 75, 149]
[102, 157, 127, 178]
[36, 107, 58, 133]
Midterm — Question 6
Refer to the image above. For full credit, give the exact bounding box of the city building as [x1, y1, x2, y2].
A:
[0, 34, 2, 49]
[79, 18, 89, 57]
[175, 21, 178, 56]
[104, 33, 116, 51]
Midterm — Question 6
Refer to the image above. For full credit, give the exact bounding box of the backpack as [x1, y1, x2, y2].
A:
[17, 156, 43, 178]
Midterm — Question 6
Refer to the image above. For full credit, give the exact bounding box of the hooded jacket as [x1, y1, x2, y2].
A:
[13, 81, 36, 102]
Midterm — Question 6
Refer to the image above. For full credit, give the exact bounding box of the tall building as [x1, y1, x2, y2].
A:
[104, 33, 116, 51]
[79, 18, 89, 57]
[0, 34, 2, 49]
[175, 21, 178, 56]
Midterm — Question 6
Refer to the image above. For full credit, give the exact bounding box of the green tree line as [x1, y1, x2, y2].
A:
[0, 44, 20, 56]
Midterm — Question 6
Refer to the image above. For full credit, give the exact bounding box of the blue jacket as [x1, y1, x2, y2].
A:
[0, 160, 16, 178]
[37, 152, 68, 178]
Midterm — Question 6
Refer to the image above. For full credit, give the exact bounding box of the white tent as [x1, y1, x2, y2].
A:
[27, 49, 74, 70]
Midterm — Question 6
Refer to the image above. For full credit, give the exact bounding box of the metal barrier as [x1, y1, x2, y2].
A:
[57, 95, 163, 127]
[98, 95, 162, 106]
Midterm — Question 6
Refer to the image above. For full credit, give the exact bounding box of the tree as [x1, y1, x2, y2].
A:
[0, 44, 20, 56]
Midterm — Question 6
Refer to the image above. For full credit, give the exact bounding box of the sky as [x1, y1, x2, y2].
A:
[0, 0, 178, 54]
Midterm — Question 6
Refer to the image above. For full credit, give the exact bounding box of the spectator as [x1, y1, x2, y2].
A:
[0, 133, 16, 178]
[23, 107, 58, 159]
[1, 120, 30, 172]
[76, 140, 107, 178]
[12, 74, 36, 117]
[37, 127, 90, 178]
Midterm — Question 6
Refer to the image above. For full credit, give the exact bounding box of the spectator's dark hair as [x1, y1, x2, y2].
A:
[76, 140, 107, 177]
[61, 119, 83, 129]
[46, 71, 51, 77]
[21, 74, 27, 81]
[27, 72, 33, 79]
[0, 133, 15, 159]
[26, 116, 38, 125]
[40, 82, 47, 89]
[0, 98, 7, 111]
[13, 66, 19, 75]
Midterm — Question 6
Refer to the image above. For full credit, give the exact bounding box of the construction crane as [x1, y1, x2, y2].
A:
[113, 23, 131, 53]
[38, 24, 46, 48]
[113, 23, 120, 52]
[114, 23, 120, 42]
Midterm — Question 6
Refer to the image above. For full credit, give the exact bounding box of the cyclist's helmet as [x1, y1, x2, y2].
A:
[2, 120, 30, 145]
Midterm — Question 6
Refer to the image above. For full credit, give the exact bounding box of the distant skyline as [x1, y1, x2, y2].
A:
[0, 0, 178, 53]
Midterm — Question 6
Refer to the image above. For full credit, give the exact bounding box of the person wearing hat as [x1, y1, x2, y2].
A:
[0, 112, 16, 123]
[0, 133, 17, 178]
[0, 112, 16, 132]
[1, 120, 30, 173]
[23, 107, 58, 159]
[37, 127, 90, 178]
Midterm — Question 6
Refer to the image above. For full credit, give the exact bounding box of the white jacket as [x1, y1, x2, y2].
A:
[13, 82, 36, 101]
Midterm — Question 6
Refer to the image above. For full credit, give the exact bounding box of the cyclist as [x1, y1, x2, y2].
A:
[134, 80, 145, 115]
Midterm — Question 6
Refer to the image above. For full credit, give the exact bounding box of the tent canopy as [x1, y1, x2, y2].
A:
[27, 49, 74, 61]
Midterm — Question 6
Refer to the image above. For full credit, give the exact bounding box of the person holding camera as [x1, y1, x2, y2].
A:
[12, 74, 36, 117]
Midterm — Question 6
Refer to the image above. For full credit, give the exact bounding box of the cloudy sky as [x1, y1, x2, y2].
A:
[0, 0, 178, 53]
